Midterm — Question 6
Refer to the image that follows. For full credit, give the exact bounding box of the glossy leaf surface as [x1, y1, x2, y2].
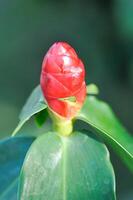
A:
[0, 136, 35, 200]
[12, 85, 47, 136]
[77, 96, 133, 172]
[19, 131, 116, 200]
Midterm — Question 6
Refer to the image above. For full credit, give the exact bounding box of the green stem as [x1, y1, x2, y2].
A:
[48, 108, 73, 136]
[53, 119, 73, 136]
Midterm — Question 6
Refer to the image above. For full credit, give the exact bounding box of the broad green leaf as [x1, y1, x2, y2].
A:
[77, 96, 133, 172]
[18, 131, 116, 200]
[12, 85, 47, 136]
[0, 136, 35, 200]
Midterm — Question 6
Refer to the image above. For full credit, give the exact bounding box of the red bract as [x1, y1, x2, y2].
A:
[40, 42, 86, 118]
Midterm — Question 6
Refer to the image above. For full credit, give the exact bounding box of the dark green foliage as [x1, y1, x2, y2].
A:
[0, 137, 35, 199]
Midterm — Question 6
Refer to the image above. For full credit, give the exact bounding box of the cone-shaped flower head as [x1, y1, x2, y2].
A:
[40, 42, 86, 118]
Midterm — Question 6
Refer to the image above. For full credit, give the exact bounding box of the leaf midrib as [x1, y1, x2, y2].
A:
[62, 138, 67, 200]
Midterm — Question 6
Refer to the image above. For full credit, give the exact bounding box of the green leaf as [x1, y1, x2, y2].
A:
[18, 131, 116, 200]
[35, 109, 49, 127]
[0, 136, 35, 200]
[86, 83, 99, 95]
[12, 85, 47, 136]
[77, 96, 133, 172]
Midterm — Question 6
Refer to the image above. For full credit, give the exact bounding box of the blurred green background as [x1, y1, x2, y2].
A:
[0, 0, 133, 199]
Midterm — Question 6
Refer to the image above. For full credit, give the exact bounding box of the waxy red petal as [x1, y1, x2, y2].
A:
[40, 42, 86, 118]
[41, 72, 71, 98]
[45, 82, 86, 118]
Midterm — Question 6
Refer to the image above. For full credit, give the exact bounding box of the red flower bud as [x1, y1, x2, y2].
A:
[40, 42, 86, 118]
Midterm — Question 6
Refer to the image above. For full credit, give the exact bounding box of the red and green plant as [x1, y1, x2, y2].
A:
[0, 42, 133, 199]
